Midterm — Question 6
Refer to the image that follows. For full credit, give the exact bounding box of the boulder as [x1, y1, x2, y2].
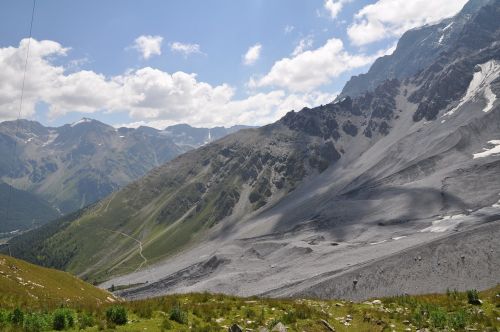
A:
[271, 322, 287, 331]
[228, 324, 243, 332]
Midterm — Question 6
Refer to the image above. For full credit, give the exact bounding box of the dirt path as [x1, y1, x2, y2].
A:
[103, 228, 148, 272]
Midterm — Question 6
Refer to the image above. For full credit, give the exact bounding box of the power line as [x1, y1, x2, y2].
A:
[5, 0, 37, 256]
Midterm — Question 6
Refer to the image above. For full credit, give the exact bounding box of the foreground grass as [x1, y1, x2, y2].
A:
[0, 285, 498, 331]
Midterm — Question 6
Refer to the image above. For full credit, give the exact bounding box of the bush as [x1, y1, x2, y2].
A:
[52, 308, 75, 331]
[429, 308, 447, 329]
[0, 309, 9, 328]
[467, 289, 481, 305]
[78, 312, 95, 329]
[23, 313, 49, 332]
[10, 308, 24, 325]
[105, 306, 128, 325]
[169, 304, 188, 325]
[161, 317, 172, 331]
[449, 309, 468, 329]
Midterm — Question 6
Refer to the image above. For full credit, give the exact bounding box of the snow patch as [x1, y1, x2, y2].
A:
[473, 140, 500, 159]
[369, 240, 387, 245]
[71, 118, 93, 127]
[419, 214, 465, 233]
[442, 60, 500, 117]
[42, 131, 59, 147]
[392, 236, 407, 241]
[442, 22, 453, 32]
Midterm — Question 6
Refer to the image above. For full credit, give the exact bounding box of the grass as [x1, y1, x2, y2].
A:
[0, 266, 498, 332]
[0, 254, 116, 310]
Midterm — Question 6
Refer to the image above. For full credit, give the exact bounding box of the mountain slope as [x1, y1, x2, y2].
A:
[0, 119, 250, 231]
[8, 0, 500, 298]
[0, 182, 60, 233]
[0, 254, 117, 308]
[341, 0, 493, 98]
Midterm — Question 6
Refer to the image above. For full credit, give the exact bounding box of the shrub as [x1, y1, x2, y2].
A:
[105, 306, 128, 325]
[52, 308, 75, 331]
[169, 304, 188, 325]
[23, 313, 50, 332]
[449, 309, 468, 329]
[78, 312, 95, 329]
[467, 289, 481, 305]
[429, 307, 447, 329]
[0, 309, 9, 328]
[161, 317, 172, 331]
[411, 307, 426, 329]
[10, 308, 24, 325]
[280, 310, 297, 324]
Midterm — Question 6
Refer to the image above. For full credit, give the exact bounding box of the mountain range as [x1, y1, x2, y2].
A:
[0, 119, 251, 232]
[5, 0, 500, 301]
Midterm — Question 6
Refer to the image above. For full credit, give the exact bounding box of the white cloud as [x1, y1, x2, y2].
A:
[348, 0, 468, 46]
[249, 38, 378, 92]
[243, 43, 262, 66]
[284, 25, 295, 34]
[324, 0, 351, 19]
[170, 42, 202, 56]
[292, 36, 314, 56]
[0, 38, 336, 128]
[132, 35, 163, 59]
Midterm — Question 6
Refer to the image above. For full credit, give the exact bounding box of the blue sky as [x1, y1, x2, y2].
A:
[0, 0, 467, 128]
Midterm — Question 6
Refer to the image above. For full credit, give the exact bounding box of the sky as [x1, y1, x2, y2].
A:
[0, 0, 468, 129]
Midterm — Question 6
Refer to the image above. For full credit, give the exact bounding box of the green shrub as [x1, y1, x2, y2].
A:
[52, 308, 75, 331]
[411, 307, 426, 329]
[161, 317, 172, 331]
[78, 312, 95, 329]
[169, 304, 188, 325]
[244, 307, 257, 319]
[429, 307, 447, 329]
[23, 313, 50, 332]
[105, 306, 127, 325]
[280, 310, 297, 324]
[467, 289, 481, 305]
[0, 309, 9, 328]
[10, 308, 24, 325]
[449, 309, 468, 329]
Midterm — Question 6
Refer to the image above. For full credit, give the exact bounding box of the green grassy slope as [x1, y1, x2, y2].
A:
[0, 280, 498, 331]
[0, 254, 117, 310]
[0, 182, 60, 233]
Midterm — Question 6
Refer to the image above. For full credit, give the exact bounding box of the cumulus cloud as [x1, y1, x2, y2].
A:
[243, 43, 262, 66]
[348, 0, 468, 46]
[0, 38, 337, 127]
[249, 38, 377, 92]
[132, 35, 163, 59]
[170, 42, 202, 56]
[292, 36, 314, 56]
[324, 0, 350, 19]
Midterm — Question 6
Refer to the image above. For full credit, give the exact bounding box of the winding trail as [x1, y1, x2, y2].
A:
[103, 228, 148, 272]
